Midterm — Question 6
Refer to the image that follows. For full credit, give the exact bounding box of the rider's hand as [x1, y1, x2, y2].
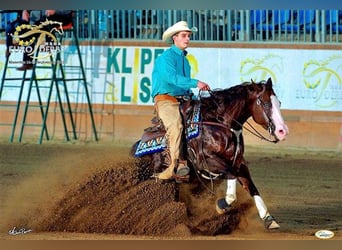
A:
[197, 81, 210, 91]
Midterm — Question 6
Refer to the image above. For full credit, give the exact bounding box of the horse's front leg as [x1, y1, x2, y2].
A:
[216, 177, 237, 214]
[216, 164, 280, 229]
[237, 163, 280, 230]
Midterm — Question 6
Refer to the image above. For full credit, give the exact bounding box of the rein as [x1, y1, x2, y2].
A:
[196, 89, 279, 143]
[190, 120, 278, 143]
[244, 120, 278, 143]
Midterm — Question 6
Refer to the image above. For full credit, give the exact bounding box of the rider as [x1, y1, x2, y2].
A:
[151, 21, 210, 180]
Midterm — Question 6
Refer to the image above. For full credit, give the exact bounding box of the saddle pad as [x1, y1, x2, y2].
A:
[186, 104, 200, 140]
[134, 135, 166, 157]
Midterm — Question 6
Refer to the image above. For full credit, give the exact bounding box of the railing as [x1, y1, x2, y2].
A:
[1, 9, 342, 43]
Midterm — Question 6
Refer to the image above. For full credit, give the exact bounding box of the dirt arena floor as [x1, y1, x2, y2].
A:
[0, 140, 341, 240]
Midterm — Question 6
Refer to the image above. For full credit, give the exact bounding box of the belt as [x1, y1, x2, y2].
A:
[154, 94, 178, 103]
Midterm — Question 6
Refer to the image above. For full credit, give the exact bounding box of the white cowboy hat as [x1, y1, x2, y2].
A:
[162, 21, 198, 44]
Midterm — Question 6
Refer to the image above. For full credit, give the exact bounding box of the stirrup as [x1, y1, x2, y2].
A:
[176, 165, 190, 176]
[174, 164, 190, 184]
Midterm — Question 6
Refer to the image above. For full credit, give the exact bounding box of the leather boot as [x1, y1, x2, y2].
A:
[157, 166, 175, 180]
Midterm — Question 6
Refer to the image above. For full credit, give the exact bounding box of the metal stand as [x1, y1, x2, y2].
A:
[0, 23, 98, 143]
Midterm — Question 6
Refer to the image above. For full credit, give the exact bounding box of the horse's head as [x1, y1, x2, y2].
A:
[249, 78, 289, 142]
[40, 19, 64, 35]
[52, 21, 64, 35]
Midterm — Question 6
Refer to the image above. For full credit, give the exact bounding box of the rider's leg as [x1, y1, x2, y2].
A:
[156, 100, 182, 180]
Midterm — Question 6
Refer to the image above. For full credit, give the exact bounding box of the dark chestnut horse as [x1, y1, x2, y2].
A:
[131, 78, 289, 230]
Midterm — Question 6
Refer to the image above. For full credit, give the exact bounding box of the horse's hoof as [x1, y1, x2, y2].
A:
[264, 215, 280, 230]
[216, 198, 231, 214]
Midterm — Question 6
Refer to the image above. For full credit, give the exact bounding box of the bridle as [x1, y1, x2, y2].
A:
[246, 88, 278, 143]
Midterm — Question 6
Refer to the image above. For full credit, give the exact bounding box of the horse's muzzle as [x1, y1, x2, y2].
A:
[274, 124, 289, 141]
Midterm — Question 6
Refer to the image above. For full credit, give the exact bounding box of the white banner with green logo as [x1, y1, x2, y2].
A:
[1, 45, 341, 111]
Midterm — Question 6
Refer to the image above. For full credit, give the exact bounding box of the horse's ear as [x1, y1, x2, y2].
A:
[250, 79, 259, 90]
[247, 79, 259, 94]
[266, 77, 273, 86]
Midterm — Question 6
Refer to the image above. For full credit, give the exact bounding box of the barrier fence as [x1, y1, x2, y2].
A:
[1, 9, 342, 43]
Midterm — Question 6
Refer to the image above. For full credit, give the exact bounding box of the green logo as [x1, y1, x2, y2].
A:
[302, 55, 342, 108]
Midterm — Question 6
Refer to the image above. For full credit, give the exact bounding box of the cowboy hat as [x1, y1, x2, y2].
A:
[162, 21, 198, 44]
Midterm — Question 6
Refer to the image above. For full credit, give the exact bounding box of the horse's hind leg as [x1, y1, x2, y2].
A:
[237, 163, 280, 230]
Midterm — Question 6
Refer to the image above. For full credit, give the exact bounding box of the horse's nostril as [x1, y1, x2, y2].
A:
[277, 129, 288, 137]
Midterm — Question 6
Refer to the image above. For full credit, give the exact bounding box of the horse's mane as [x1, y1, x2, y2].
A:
[199, 80, 267, 121]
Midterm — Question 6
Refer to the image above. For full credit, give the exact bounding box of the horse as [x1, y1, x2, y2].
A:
[130, 77, 289, 230]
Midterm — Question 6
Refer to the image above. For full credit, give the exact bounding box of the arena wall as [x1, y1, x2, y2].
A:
[0, 41, 341, 151]
[0, 102, 341, 152]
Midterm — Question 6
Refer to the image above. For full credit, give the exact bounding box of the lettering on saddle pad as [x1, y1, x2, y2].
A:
[134, 104, 201, 157]
[134, 130, 167, 157]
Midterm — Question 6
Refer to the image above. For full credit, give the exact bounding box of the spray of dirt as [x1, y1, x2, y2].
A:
[1, 146, 257, 237]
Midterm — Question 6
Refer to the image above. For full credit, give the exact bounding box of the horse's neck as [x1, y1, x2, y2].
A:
[222, 102, 245, 128]
[204, 96, 250, 129]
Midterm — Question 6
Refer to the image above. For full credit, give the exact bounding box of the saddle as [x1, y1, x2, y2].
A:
[140, 117, 166, 143]
[134, 98, 199, 158]
[141, 98, 194, 143]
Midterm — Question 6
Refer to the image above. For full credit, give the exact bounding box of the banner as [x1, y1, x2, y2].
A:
[1, 44, 341, 111]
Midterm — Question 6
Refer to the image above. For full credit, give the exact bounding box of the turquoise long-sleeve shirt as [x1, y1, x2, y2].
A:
[151, 45, 198, 100]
